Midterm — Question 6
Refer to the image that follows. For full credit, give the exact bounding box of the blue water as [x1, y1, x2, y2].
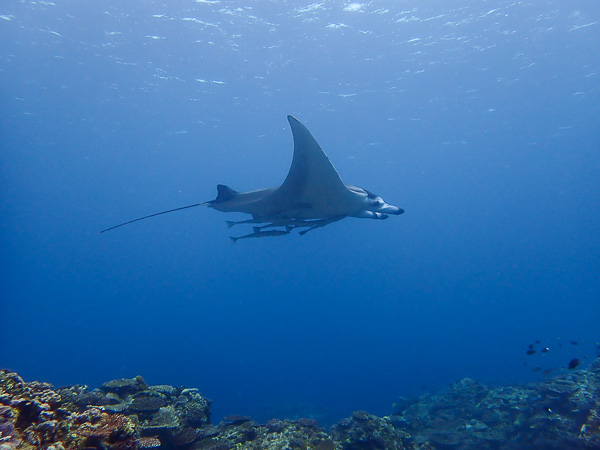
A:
[1, 0, 599, 426]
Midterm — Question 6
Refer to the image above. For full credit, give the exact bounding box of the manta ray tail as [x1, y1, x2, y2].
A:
[100, 203, 203, 233]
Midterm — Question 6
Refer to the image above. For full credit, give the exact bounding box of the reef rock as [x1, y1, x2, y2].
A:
[0, 370, 138, 449]
[1, 357, 599, 449]
[391, 359, 600, 449]
[331, 411, 408, 449]
[100, 376, 148, 396]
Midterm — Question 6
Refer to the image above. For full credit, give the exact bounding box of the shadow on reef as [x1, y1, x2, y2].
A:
[1, 359, 600, 449]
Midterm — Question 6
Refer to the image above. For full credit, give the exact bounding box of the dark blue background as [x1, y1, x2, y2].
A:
[1, 0, 599, 425]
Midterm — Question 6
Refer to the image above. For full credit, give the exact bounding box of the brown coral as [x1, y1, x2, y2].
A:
[129, 392, 167, 412]
[138, 435, 161, 448]
[100, 376, 148, 396]
[78, 412, 137, 448]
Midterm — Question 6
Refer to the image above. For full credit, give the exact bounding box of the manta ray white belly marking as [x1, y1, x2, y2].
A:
[101, 115, 404, 240]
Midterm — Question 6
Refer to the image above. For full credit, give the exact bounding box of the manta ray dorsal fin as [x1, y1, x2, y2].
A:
[269, 116, 353, 212]
[215, 184, 238, 202]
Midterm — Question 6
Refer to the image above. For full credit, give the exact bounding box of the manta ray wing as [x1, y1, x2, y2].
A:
[256, 115, 357, 219]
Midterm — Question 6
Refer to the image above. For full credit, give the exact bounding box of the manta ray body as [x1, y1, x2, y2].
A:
[101, 115, 403, 240]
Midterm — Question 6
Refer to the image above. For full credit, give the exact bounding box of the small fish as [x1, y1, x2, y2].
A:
[570, 341, 579, 345]
[225, 218, 261, 228]
[230, 227, 290, 244]
[535, 340, 540, 344]
[568, 358, 580, 370]
[526, 349, 536, 355]
[541, 347, 550, 353]
[528, 344, 534, 349]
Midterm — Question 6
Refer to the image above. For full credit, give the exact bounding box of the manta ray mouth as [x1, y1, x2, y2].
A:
[380, 205, 404, 215]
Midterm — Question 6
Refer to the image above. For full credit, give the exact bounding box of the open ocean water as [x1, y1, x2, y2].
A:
[1, 0, 599, 426]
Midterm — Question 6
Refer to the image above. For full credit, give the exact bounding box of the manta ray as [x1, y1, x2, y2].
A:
[101, 115, 404, 241]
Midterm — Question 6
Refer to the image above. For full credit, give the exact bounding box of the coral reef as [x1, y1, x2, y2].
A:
[391, 358, 600, 449]
[1, 359, 599, 449]
[0, 370, 137, 449]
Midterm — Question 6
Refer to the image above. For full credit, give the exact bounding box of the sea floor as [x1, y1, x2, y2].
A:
[1, 359, 599, 449]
